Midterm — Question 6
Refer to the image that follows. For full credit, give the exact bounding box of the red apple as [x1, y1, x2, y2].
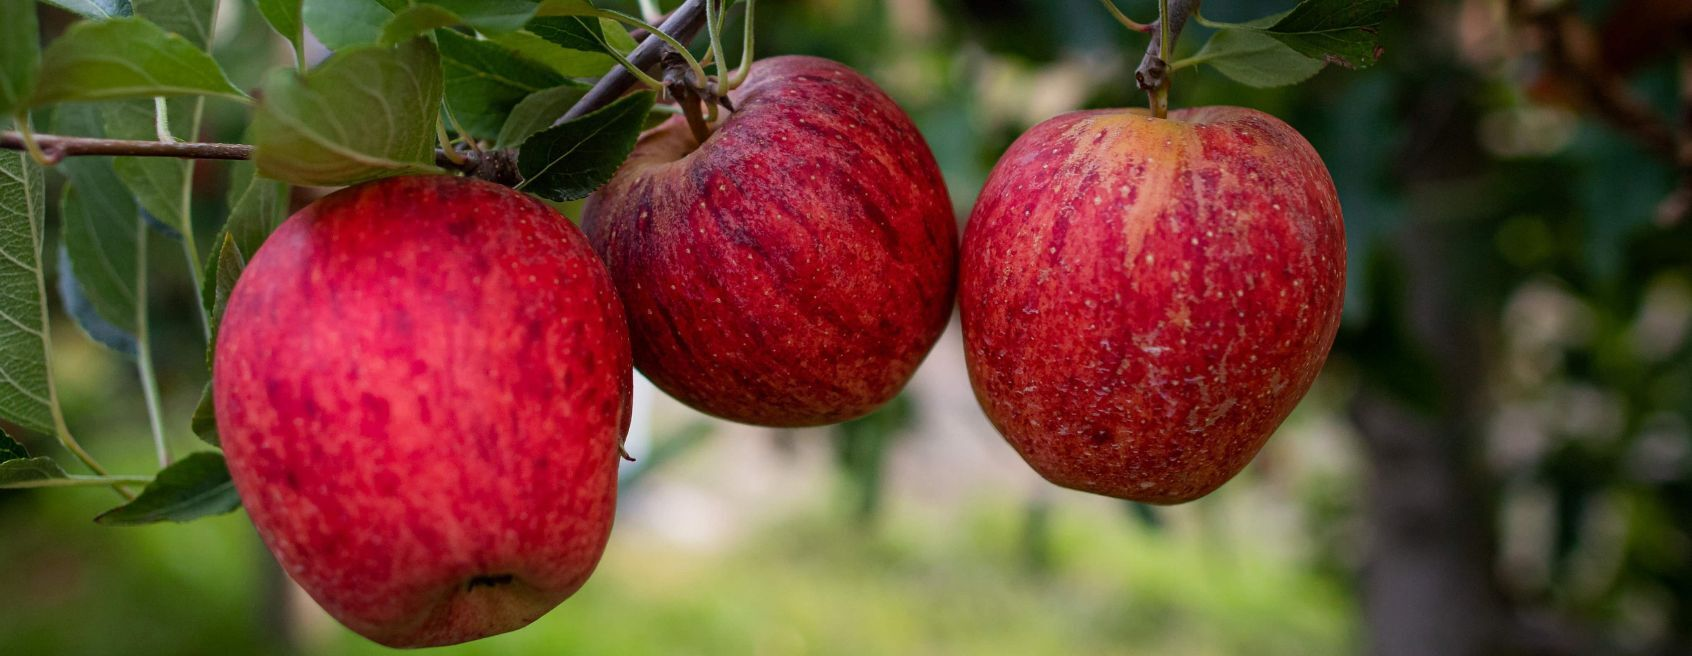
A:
[214, 176, 631, 647]
[582, 55, 956, 427]
[961, 107, 1345, 504]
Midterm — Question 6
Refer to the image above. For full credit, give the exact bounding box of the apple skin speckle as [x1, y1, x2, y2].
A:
[961, 107, 1345, 504]
[582, 56, 957, 428]
[214, 175, 631, 648]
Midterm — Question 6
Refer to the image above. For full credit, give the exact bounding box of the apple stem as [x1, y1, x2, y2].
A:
[1134, 0, 1200, 119]
[666, 51, 715, 144]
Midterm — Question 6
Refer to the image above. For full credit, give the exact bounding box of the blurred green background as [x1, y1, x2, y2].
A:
[4, 0, 1691, 654]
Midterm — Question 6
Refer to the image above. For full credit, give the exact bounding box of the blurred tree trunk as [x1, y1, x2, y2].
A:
[1350, 216, 1507, 656]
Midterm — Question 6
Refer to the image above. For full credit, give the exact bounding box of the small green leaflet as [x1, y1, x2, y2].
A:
[191, 383, 218, 446]
[95, 452, 241, 525]
[253, 0, 306, 59]
[0, 0, 39, 116]
[134, 0, 218, 49]
[0, 121, 56, 436]
[517, 90, 654, 202]
[0, 421, 72, 491]
[251, 38, 444, 186]
[301, 0, 398, 51]
[0, 456, 72, 488]
[39, 0, 133, 18]
[1188, 0, 1396, 83]
[438, 29, 572, 142]
[29, 18, 248, 107]
[1175, 29, 1325, 88]
[497, 84, 587, 149]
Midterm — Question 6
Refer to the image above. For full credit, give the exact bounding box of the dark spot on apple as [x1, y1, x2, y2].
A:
[466, 574, 514, 591]
[447, 220, 474, 240]
[1088, 429, 1113, 444]
[283, 471, 299, 490]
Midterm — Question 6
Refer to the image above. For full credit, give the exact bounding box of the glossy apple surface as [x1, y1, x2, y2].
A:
[214, 176, 631, 647]
[961, 107, 1345, 504]
[582, 55, 956, 427]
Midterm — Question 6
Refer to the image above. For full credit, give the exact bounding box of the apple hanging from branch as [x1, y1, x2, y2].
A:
[213, 176, 632, 647]
[583, 55, 958, 428]
[959, 0, 1389, 503]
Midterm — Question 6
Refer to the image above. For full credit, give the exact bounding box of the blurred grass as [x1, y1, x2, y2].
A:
[0, 461, 1353, 656]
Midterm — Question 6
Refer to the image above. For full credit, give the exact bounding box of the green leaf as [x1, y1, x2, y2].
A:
[598, 17, 638, 55]
[517, 90, 653, 202]
[57, 247, 139, 356]
[381, 0, 557, 44]
[53, 104, 143, 339]
[302, 0, 397, 51]
[379, 4, 466, 45]
[1195, 0, 1395, 69]
[1178, 29, 1326, 88]
[527, 15, 615, 55]
[0, 426, 27, 460]
[439, 29, 570, 142]
[191, 383, 217, 447]
[199, 162, 284, 323]
[251, 38, 444, 187]
[94, 452, 240, 525]
[497, 84, 586, 149]
[0, 0, 40, 116]
[29, 18, 248, 106]
[134, 0, 217, 49]
[206, 233, 244, 359]
[38, 0, 132, 18]
[100, 99, 192, 234]
[0, 124, 56, 436]
[0, 456, 71, 488]
[253, 0, 306, 57]
[486, 30, 615, 77]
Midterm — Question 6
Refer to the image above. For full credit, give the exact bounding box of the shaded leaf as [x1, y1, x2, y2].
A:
[486, 30, 615, 77]
[251, 38, 444, 186]
[438, 29, 570, 141]
[253, 0, 306, 57]
[0, 122, 56, 435]
[301, 0, 397, 51]
[94, 452, 240, 525]
[1180, 29, 1326, 88]
[0, 426, 27, 460]
[38, 0, 132, 18]
[1196, 0, 1395, 69]
[497, 84, 586, 149]
[29, 18, 248, 106]
[134, 0, 217, 49]
[0, 0, 40, 116]
[53, 105, 143, 338]
[191, 383, 217, 447]
[528, 15, 615, 55]
[57, 246, 138, 357]
[517, 90, 653, 202]
[0, 456, 71, 488]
